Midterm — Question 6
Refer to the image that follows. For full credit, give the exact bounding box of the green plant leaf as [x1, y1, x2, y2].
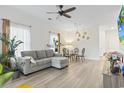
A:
[14, 41, 23, 48]
[0, 53, 9, 65]
[0, 72, 14, 87]
[0, 64, 3, 75]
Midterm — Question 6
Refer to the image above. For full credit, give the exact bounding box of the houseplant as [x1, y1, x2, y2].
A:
[0, 63, 14, 87]
[0, 33, 23, 57]
[53, 38, 59, 52]
[0, 33, 23, 79]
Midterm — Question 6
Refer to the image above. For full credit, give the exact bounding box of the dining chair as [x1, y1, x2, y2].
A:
[74, 48, 79, 61]
[63, 48, 70, 58]
[74, 48, 79, 55]
[77, 48, 85, 62]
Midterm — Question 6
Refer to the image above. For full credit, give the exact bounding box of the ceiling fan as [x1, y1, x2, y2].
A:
[46, 5, 76, 19]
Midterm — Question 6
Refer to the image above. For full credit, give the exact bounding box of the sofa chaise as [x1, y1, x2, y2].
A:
[17, 49, 69, 75]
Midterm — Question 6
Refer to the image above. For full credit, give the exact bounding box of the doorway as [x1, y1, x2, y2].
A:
[99, 26, 120, 56]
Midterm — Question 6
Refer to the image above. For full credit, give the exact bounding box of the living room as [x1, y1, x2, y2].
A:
[0, 5, 124, 88]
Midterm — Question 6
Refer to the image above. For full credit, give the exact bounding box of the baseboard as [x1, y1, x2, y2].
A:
[86, 57, 100, 61]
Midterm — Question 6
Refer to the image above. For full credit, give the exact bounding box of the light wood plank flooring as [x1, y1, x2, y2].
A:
[4, 59, 104, 88]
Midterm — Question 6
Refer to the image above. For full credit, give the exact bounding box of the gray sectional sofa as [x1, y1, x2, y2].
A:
[18, 49, 69, 75]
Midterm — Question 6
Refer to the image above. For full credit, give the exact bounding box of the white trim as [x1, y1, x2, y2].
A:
[85, 57, 100, 61]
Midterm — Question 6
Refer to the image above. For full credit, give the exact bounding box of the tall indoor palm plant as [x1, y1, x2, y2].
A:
[0, 33, 23, 86]
[0, 33, 23, 65]
[0, 33, 23, 57]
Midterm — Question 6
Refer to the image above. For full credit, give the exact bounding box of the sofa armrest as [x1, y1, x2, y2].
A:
[17, 57, 32, 74]
[54, 53, 62, 57]
[18, 57, 31, 65]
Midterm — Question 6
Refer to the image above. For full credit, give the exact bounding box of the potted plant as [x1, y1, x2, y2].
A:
[0, 33, 23, 57]
[53, 38, 59, 52]
[0, 33, 23, 79]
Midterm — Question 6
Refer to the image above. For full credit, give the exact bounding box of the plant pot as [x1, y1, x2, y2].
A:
[12, 71, 20, 80]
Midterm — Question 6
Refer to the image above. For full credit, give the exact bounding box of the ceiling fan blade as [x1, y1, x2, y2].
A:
[63, 13, 71, 18]
[63, 7, 76, 13]
[46, 12, 58, 14]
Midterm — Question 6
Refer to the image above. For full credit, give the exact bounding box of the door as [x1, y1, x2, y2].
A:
[99, 26, 120, 56]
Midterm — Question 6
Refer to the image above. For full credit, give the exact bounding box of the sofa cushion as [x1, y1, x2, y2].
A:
[21, 51, 37, 60]
[45, 50, 54, 57]
[36, 50, 47, 59]
[36, 58, 51, 66]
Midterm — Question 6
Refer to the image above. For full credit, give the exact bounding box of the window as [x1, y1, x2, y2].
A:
[10, 23, 31, 57]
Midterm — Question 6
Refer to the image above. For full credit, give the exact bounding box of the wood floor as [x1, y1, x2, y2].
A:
[4, 59, 104, 88]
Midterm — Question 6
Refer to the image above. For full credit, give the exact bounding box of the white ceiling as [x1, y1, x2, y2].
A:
[11, 5, 121, 29]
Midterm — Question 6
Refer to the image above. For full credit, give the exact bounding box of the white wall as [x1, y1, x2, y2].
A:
[58, 26, 100, 60]
[0, 6, 52, 52]
[106, 29, 120, 52]
[99, 26, 106, 56]
[120, 45, 124, 53]
[99, 25, 124, 55]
